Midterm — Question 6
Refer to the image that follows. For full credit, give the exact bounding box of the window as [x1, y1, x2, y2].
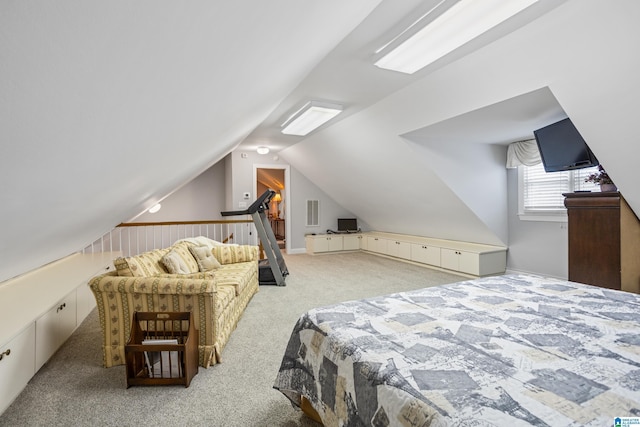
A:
[518, 163, 599, 221]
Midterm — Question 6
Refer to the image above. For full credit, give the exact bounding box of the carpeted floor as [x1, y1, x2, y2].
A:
[0, 252, 464, 427]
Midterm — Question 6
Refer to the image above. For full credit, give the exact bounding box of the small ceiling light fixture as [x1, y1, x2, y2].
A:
[148, 203, 161, 214]
[257, 146, 270, 155]
[281, 101, 343, 136]
[374, 0, 539, 74]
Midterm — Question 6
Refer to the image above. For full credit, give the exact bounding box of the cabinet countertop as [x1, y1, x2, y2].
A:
[0, 251, 120, 345]
[363, 232, 507, 254]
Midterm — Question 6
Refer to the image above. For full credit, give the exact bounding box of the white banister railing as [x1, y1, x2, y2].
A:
[82, 220, 257, 257]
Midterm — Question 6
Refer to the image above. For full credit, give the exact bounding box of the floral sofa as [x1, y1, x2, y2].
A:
[89, 237, 259, 368]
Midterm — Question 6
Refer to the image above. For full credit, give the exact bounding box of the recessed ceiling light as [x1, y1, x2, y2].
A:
[148, 203, 161, 214]
[257, 146, 270, 155]
[375, 0, 540, 74]
[281, 101, 343, 136]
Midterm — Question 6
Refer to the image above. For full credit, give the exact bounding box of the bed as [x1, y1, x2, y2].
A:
[273, 274, 640, 426]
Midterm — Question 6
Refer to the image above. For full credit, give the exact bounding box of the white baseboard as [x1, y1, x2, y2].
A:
[286, 248, 306, 255]
[504, 268, 568, 281]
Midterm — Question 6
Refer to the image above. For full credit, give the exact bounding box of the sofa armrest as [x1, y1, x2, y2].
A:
[212, 244, 259, 264]
[89, 271, 220, 368]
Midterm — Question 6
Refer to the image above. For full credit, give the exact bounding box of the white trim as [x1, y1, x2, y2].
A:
[517, 165, 568, 222]
[504, 267, 567, 281]
[287, 248, 306, 255]
[253, 164, 291, 254]
[517, 212, 567, 222]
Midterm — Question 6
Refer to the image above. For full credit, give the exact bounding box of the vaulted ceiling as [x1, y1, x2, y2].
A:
[2, 0, 640, 283]
[0, 1, 381, 282]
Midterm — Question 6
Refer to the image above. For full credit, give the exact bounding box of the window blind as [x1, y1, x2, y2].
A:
[522, 163, 599, 212]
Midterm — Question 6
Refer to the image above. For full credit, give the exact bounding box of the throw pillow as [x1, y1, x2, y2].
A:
[170, 241, 200, 273]
[161, 250, 192, 274]
[188, 245, 222, 272]
[212, 245, 256, 264]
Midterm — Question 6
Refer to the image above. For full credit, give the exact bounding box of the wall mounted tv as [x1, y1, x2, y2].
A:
[337, 218, 358, 232]
[533, 118, 599, 172]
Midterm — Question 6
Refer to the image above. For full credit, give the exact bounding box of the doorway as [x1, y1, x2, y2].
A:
[254, 165, 290, 253]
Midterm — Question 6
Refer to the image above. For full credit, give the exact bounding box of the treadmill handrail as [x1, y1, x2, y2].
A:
[221, 189, 274, 216]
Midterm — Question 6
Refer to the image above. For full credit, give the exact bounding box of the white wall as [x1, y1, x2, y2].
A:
[289, 168, 365, 251]
[403, 138, 509, 245]
[131, 160, 226, 222]
[228, 149, 359, 252]
[506, 169, 568, 278]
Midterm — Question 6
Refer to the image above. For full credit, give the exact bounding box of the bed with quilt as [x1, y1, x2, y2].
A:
[273, 274, 640, 426]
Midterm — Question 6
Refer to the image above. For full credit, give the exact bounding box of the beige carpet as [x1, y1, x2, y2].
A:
[0, 252, 465, 427]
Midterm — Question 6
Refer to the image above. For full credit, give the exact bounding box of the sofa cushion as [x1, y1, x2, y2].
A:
[212, 245, 257, 265]
[215, 261, 256, 296]
[189, 245, 222, 271]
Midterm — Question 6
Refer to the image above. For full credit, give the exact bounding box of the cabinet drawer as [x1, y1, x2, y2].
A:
[0, 324, 36, 414]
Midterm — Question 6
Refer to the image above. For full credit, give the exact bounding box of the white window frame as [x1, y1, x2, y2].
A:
[518, 163, 599, 222]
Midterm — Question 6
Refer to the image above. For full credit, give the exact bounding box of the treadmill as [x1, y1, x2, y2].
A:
[221, 190, 288, 286]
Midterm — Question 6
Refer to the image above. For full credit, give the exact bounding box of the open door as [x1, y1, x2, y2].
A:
[255, 167, 287, 251]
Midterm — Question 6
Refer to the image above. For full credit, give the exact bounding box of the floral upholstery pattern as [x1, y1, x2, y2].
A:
[114, 247, 170, 277]
[215, 262, 258, 296]
[169, 241, 200, 273]
[212, 245, 258, 264]
[189, 245, 222, 271]
[90, 241, 259, 368]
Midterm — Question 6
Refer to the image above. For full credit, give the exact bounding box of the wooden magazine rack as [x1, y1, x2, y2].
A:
[125, 312, 199, 388]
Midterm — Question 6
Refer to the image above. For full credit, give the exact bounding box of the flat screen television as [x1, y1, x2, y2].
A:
[337, 218, 358, 232]
[533, 118, 599, 172]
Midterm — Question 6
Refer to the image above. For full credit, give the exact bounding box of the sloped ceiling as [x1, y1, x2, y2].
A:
[3, 0, 640, 283]
[276, 0, 640, 248]
[0, 1, 380, 282]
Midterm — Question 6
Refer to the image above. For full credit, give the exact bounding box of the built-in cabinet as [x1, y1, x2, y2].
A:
[0, 324, 35, 416]
[306, 234, 363, 254]
[35, 290, 78, 371]
[306, 231, 507, 277]
[440, 249, 479, 276]
[410, 244, 441, 266]
[366, 235, 387, 254]
[0, 252, 118, 414]
[386, 239, 411, 259]
[76, 277, 98, 322]
[342, 234, 363, 251]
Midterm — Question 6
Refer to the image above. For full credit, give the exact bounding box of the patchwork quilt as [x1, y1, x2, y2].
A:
[273, 274, 640, 426]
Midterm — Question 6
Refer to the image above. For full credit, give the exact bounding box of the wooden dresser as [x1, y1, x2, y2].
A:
[564, 192, 640, 293]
